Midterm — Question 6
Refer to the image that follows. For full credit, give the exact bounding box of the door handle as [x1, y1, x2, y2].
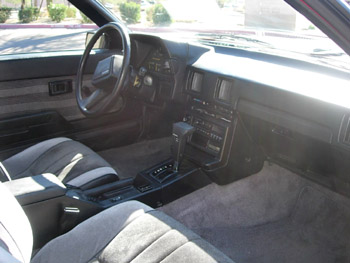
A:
[48, 79, 72, 96]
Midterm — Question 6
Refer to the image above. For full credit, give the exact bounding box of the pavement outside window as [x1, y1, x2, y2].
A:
[0, 5, 96, 55]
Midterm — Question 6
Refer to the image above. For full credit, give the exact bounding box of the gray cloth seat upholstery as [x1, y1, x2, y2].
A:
[0, 183, 234, 263]
[0, 137, 118, 189]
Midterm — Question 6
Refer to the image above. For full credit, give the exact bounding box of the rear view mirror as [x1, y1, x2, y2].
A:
[85, 31, 108, 49]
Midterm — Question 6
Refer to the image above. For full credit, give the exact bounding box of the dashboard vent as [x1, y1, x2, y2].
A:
[188, 71, 203, 93]
[215, 78, 234, 104]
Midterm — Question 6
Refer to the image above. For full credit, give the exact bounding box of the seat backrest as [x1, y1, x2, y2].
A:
[0, 182, 33, 263]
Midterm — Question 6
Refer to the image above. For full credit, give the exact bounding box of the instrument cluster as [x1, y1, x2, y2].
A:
[145, 48, 172, 75]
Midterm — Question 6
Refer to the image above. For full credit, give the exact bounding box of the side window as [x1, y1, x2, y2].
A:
[0, 1, 96, 56]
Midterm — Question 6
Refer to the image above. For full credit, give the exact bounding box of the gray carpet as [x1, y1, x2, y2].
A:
[98, 137, 172, 179]
[159, 162, 350, 263]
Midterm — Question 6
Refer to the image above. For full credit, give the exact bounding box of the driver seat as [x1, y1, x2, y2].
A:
[0, 137, 118, 189]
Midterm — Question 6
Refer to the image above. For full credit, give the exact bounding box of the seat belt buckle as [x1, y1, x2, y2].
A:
[59, 207, 80, 234]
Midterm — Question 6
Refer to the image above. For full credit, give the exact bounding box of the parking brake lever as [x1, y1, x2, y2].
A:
[172, 122, 195, 171]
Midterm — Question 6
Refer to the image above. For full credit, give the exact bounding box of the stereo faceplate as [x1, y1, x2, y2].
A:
[184, 98, 233, 158]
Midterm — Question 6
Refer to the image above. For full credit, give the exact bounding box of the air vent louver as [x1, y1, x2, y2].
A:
[215, 78, 234, 104]
[188, 71, 203, 93]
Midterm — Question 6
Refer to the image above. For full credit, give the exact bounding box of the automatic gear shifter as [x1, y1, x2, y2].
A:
[172, 122, 195, 171]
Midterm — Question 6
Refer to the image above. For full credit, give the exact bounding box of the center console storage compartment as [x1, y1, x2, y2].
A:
[4, 174, 71, 249]
[5, 173, 66, 206]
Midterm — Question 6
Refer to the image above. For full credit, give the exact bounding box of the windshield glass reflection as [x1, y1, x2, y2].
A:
[103, 0, 350, 71]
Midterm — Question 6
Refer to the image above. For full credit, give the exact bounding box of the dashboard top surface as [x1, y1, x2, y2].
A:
[192, 51, 350, 110]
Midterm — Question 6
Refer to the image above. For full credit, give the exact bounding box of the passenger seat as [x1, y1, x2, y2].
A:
[0, 182, 234, 263]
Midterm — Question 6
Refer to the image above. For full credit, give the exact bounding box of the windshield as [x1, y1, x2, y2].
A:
[102, 0, 350, 72]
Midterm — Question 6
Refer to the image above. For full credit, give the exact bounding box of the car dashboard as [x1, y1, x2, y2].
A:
[127, 35, 177, 104]
[126, 32, 350, 195]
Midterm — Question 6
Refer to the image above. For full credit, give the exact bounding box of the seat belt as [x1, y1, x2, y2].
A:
[0, 162, 11, 182]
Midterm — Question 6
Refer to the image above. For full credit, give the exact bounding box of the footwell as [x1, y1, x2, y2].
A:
[160, 163, 350, 263]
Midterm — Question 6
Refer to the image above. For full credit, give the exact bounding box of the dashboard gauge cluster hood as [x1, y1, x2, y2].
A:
[285, 0, 350, 56]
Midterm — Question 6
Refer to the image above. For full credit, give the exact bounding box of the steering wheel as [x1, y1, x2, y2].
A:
[76, 22, 131, 117]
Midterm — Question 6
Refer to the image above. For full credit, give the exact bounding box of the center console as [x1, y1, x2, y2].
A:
[183, 69, 236, 171]
[181, 68, 264, 185]
[79, 121, 209, 209]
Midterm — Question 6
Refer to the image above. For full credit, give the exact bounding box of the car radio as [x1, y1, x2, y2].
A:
[183, 97, 233, 157]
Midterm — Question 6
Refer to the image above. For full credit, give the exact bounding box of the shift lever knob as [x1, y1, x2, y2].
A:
[172, 122, 195, 171]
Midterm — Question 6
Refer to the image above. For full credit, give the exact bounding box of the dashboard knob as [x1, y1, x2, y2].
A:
[139, 67, 147, 77]
[143, 75, 153, 86]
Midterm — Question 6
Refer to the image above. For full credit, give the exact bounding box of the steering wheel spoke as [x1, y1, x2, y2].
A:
[81, 89, 106, 110]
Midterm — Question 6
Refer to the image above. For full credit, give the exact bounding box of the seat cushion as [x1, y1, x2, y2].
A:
[32, 200, 234, 263]
[2, 137, 118, 188]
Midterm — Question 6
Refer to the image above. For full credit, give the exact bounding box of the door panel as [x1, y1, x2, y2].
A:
[0, 75, 86, 121]
[0, 111, 69, 152]
[0, 52, 143, 157]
